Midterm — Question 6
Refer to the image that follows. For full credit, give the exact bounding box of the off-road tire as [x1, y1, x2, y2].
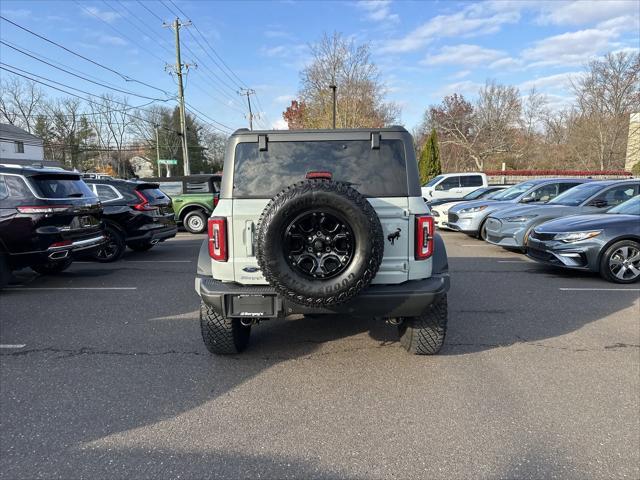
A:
[398, 294, 448, 355]
[600, 240, 640, 284]
[92, 225, 125, 263]
[127, 241, 154, 252]
[0, 254, 11, 290]
[256, 179, 384, 307]
[183, 210, 207, 234]
[31, 258, 73, 275]
[200, 302, 251, 354]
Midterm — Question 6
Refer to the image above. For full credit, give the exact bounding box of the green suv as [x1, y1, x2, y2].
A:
[142, 175, 221, 233]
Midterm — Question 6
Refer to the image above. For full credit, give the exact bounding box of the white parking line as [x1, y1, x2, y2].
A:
[0, 344, 26, 349]
[497, 260, 526, 263]
[461, 244, 493, 247]
[559, 288, 640, 292]
[7, 287, 137, 291]
[75, 260, 191, 264]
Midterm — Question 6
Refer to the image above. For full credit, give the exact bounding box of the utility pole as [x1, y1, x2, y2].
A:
[329, 84, 337, 129]
[154, 125, 161, 177]
[238, 88, 256, 130]
[164, 17, 192, 176]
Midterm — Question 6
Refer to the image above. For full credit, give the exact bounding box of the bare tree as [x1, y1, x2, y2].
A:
[571, 52, 640, 170]
[89, 94, 134, 176]
[0, 77, 45, 132]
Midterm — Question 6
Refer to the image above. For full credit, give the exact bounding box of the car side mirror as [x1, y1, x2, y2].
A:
[588, 199, 608, 208]
[520, 195, 535, 203]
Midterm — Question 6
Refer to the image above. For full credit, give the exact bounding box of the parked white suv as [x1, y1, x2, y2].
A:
[422, 173, 488, 201]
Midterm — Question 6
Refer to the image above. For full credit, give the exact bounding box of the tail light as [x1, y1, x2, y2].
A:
[50, 240, 72, 248]
[133, 190, 157, 212]
[415, 215, 434, 260]
[208, 217, 227, 261]
[306, 171, 332, 180]
[17, 205, 71, 214]
[213, 195, 219, 208]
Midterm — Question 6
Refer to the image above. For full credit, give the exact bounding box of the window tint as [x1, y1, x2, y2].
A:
[30, 175, 95, 199]
[157, 181, 183, 196]
[212, 180, 221, 193]
[234, 140, 408, 198]
[491, 182, 536, 201]
[424, 175, 444, 187]
[608, 195, 640, 215]
[4, 175, 32, 198]
[550, 183, 604, 206]
[140, 188, 167, 201]
[460, 175, 483, 187]
[186, 180, 211, 193]
[0, 176, 8, 200]
[593, 185, 637, 207]
[528, 183, 558, 202]
[436, 177, 460, 191]
[558, 182, 581, 193]
[95, 184, 120, 201]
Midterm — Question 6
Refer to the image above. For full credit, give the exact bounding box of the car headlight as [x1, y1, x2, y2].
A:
[554, 230, 602, 243]
[504, 215, 537, 222]
[458, 205, 487, 214]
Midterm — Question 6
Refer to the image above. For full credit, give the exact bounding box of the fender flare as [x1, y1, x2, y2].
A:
[197, 239, 212, 276]
[431, 233, 448, 275]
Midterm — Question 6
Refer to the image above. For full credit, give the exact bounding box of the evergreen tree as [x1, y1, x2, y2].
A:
[418, 129, 441, 184]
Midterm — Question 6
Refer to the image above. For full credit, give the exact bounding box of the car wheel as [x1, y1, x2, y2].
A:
[31, 258, 73, 275]
[183, 210, 207, 234]
[398, 294, 448, 355]
[600, 240, 640, 284]
[256, 179, 384, 307]
[92, 226, 126, 263]
[127, 241, 154, 252]
[0, 254, 11, 290]
[478, 220, 488, 241]
[200, 301, 251, 354]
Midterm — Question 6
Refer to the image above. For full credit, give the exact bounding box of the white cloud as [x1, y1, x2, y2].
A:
[1, 9, 31, 18]
[536, 0, 639, 26]
[435, 80, 484, 98]
[522, 29, 618, 67]
[450, 70, 471, 80]
[357, 0, 399, 23]
[82, 6, 120, 23]
[97, 34, 127, 46]
[422, 44, 507, 66]
[489, 57, 523, 70]
[381, 3, 520, 53]
[274, 94, 295, 104]
[518, 72, 582, 92]
[271, 118, 289, 130]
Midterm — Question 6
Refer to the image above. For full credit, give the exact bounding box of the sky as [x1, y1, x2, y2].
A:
[0, 0, 638, 135]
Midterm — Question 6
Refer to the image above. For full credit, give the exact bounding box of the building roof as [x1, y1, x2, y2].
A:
[0, 123, 44, 143]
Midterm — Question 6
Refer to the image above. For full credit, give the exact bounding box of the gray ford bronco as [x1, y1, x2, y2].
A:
[195, 127, 450, 355]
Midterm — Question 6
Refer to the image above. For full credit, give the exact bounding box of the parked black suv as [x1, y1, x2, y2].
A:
[0, 165, 105, 288]
[84, 178, 177, 262]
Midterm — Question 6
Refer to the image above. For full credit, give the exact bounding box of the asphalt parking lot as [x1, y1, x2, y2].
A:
[1, 230, 638, 479]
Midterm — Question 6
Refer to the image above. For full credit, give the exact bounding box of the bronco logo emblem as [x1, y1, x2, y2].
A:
[387, 228, 401, 245]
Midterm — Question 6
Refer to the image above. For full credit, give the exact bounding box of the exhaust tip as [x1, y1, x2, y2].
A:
[150, 239, 159, 245]
[49, 250, 69, 260]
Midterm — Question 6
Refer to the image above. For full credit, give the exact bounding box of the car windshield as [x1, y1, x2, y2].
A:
[489, 182, 536, 201]
[549, 183, 603, 206]
[30, 174, 95, 199]
[607, 195, 640, 215]
[423, 175, 444, 187]
[463, 188, 489, 200]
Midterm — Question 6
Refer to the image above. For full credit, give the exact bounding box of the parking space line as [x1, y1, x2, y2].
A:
[0, 344, 26, 349]
[460, 244, 493, 247]
[559, 288, 640, 292]
[7, 287, 137, 291]
[75, 260, 191, 264]
[497, 260, 526, 263]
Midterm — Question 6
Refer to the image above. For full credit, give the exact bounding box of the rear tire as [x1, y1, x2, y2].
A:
[600, 240, 640, 284]
[183, 210, 207, 234]
[0, 254, 11, 290]
[200, 302, 251, 354]
[398, 294, 448, 355]
[31, 258, 73, 275]
[478, 220, 488, 241]
[127, 241, 154, 252]
[92, 226, 125, 263]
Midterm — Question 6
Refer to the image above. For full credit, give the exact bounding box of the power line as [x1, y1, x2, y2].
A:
[135, 0, 164, 22]
[108, 0, 175, 55]
[0, 15, 172, 96]
[0, 41, 173, 102]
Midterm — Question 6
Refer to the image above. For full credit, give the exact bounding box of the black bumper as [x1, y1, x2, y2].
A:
[127, 225, 178, 243]
[8, 234, 106, 268]
[197, 274, 450, 319]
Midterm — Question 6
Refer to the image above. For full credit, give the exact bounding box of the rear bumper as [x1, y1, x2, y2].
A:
[126, 225, 178, 243]
[8, 234, 106, 267]
[196, 274, 450, 319]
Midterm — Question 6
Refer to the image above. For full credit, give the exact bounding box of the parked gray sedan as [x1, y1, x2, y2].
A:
[485, 179, 640, 250]
[446, 178, 587, 239]
[526, 195, 640, 283]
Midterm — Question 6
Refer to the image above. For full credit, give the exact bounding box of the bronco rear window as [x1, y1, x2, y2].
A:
[233, 140, 408, 198]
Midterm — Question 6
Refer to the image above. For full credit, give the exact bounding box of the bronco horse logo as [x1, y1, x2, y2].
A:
[387, 228, 401, 245]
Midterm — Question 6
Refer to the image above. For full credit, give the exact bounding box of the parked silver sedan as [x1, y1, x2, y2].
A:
[446, 178, 588, 239]
[484, 179, 640, 250]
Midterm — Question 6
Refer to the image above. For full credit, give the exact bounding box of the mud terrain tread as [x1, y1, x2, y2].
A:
[256, 179, 384, 307]
[399, 294, 448, 355]
[199, 302, 250, 354]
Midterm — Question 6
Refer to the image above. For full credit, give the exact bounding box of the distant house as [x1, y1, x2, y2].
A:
[0, 123, 58, 167]
[129, 155, 155, 178]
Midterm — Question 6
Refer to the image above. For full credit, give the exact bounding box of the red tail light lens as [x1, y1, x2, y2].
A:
[208, 217, 227, 261]
[50, 240, 72, 248]
[306, 171, 332, 180]
[133, 190, 157, 211]
[17, 205, 71, 214]
[213, 195, 219, 208]
[415, 215, 434, 260]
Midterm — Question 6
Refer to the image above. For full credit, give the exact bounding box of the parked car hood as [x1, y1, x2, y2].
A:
[489, 204, 579, 220]
[448, 199, 504, 213]
[535, 213, 640, 233]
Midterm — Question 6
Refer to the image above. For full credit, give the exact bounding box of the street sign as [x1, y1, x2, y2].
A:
[158, 159, 178, 165]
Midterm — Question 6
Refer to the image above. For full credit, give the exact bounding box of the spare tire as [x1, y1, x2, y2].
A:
[256, 179, 384, 307]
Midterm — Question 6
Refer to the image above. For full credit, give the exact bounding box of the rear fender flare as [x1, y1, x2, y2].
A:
[431, 233, 448, 275]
